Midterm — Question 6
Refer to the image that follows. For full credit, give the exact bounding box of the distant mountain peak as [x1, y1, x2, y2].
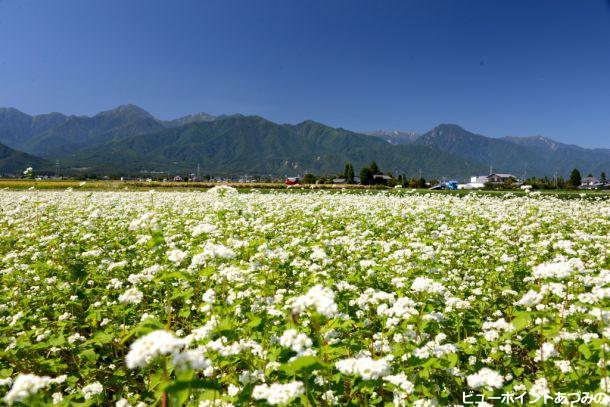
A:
[431, 123, 469, 133]
[97, 104, 154, 119]
[163, 111, 216, 127]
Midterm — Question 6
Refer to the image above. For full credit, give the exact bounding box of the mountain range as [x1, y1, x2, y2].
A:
[0, 104, 608, 179]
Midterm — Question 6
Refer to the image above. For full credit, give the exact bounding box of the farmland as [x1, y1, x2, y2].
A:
[0, 187, 609, 406]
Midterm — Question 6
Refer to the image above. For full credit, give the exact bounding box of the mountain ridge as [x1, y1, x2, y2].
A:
[64, 115, 485, 178]
[0, 105, 608, 179]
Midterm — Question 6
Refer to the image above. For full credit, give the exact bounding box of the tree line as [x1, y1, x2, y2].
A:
[301, 161, 428, 188]
[523, 168, 607, 190]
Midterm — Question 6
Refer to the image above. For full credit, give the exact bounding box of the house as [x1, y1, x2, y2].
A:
[284, 177, 300, 186]
[463, 173, 521, 189]
[579, 177, 604, 190]
[173, 175, 184, 182]
[486, 173, 520, 184]
[333, 178, 347, 184]
[373, 174, 392, 181]
[469, 173, 520, 186]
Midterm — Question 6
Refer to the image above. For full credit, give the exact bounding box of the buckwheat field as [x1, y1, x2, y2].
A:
[1, 187, 609, 406]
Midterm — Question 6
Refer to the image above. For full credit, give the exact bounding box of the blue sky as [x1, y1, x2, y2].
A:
[1, 0, 609, 147]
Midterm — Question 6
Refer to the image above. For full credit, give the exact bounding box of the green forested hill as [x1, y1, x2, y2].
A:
[67, 116, 486, 178]
[1, 105, 609, 179]
[0, 142, 49, 175]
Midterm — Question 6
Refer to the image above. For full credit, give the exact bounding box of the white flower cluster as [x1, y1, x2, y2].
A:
[335, 356, 391, 380]
[532, 260, 579, 280]
[466, 368, 504, 390]
[203, 337, 266, 358]
[252, 381, 305, 405]
[184, 317, 219, 344]
[128, 264, 163, 285]
[125, 329, 185, 369]
[3, 373, 65, 405]
[191, 243, 236, 267]
[515, 289, 544, 307]
[207, 185, 239, 196]
[278, 329, 313, 356]
[413, 333, 457, 359]
[411, 277, 446, 295]
[81, 381, 104, 399]
[534, 342, 558, 362]
[128, 212, 158, 231]
[172, 348, 212, 371]
[167, 249, 187, 265]
[378, 297, 418, 327]
[118, 287, 143, 304]
[290, 285, 338, 318]
[384, 372, 415, 402]
[529, 377, 550, 400]
[191, 222, 217, 237]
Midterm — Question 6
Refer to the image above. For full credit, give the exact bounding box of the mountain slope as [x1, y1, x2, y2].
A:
[2, 104, 609, 178]
[0, 105, 220, 159]
[66, 116, 486, 178]
[501, 135, 610, 176]
[364, 130, 420, 145]
[415, 124, 543, 174]
[0, 142, 49, 175]
[24, 105, 166, 158]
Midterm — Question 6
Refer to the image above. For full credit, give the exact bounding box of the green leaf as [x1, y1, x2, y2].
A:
[120, 318, 165, 344]
[49, 335, 66, 346]
[510, 312, 530, 331]
[578, 343, 591, 359]
[280, 356, 327, 375]
[246, 315, 262, 329]
[165, 378, 221, 393]
[79, 348, 98, 363]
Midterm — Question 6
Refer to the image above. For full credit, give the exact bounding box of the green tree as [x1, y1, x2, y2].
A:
[600, 172, 607, 183]
[359, 167, 374, 185]
[346, 164, 355, 184]
[370, 161, 380, 175]
[302, 173, 316, 184]
[569, 168, 582, 188]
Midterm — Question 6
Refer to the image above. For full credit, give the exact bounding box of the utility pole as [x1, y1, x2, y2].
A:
[55, 159, 60, 178]
[196, 163, 201, 179]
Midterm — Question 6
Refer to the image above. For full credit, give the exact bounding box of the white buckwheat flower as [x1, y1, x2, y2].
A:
[118, 287, 143, 304]
[126, 330, 185, 369]
[290, 285, 338, 318]
[252, 381, 305, 405]
[81, 382, 103, 399]
[278, 329, 313, 355]
[335, 356, 391, 380]
[466, 368, 504, 390]
[4, 374, 52, 405]
[168, 249, 187, 264]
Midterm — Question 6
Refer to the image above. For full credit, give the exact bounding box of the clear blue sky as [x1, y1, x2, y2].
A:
[1, 0, 609, 147]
